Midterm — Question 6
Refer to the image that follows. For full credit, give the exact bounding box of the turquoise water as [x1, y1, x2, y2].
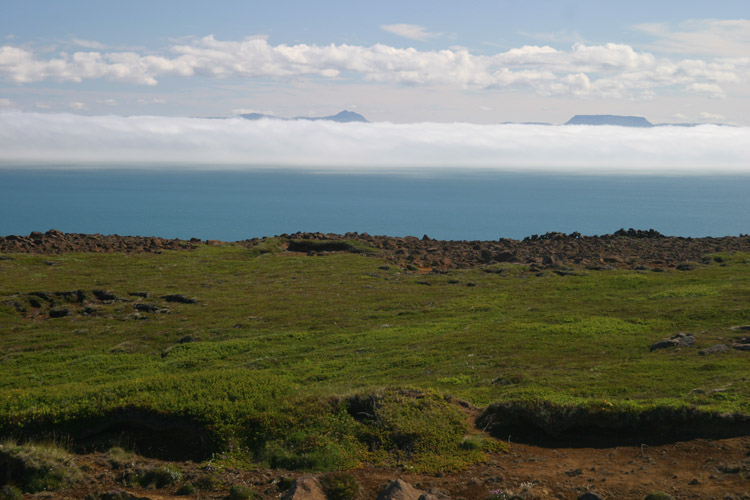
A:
[1, 168, 749, 240]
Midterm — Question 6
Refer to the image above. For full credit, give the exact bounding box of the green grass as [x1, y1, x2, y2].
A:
[1, 245, 750, 471]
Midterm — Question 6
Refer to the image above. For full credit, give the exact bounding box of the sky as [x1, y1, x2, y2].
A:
[2, 0, 749, 124]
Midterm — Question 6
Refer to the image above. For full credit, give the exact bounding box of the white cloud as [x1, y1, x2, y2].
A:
[138, 97, 166, 104]
[101, 99, 118, 106]
[0, 98, 11, 107]
[69, 101, 87, 110]
[1, 111, 748, 174]
[634, 19, 750, 57]
[380, 24, 439, 41]
[699, 112, 726, 122]
[0, 37, 747, 100]
[69, 38, 110, 50]
[686, 82, 725, 98]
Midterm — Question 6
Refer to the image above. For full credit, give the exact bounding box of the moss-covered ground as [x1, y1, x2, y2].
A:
[1, 244, 749, 474]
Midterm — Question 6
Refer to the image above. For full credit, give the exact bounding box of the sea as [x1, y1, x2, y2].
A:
[1, 167, 749, 241]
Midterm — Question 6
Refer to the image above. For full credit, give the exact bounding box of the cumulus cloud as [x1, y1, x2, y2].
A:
[0, 111, 748, 174]
[380, 24, 440, 41]
[686, 82, 725, 98]
[1, 36, 747, 99]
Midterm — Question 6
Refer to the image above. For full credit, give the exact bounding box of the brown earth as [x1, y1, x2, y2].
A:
[32, 433, 750, 500]
[3, 229, 750, 499]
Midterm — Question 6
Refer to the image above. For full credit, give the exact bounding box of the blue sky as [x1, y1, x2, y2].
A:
[1, 1, 749, 124]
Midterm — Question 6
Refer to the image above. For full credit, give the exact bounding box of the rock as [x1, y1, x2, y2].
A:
[93, 289, 118, 301]
[494, 251, 517, 262]
[699, 344, 729, 355]
[282, 476, 327, 500]
[650, 339, 679, 351]
[129, 292, 149, 297]
[650, 333, 695, 351]
[49, 308, 71, 318]
[163, 294, 196, 304]
[676, 263, 695, 271]
[732, 343, 750, 351]
[731, 325, 750, 331]
[133, 303, 159, 313]
[375, 479, 430, 500]
[577, 493, 604, 500]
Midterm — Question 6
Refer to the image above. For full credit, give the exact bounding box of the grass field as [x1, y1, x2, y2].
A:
[1, 243, 749, 474]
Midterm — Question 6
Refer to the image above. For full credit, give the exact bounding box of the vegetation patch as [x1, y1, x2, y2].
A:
[0, 440, 80, 493]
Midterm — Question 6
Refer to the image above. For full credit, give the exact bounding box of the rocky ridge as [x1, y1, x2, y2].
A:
[3, 229, 750, 273]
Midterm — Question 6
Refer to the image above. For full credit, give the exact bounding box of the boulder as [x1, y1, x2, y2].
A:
[699, 344, 729, 356]
[282, 476, 327, 500]
[375, 479, 437, 500]
[650, 333, 695, 351]
[163, 294, 196, 304]
[577, 493, 604, 500]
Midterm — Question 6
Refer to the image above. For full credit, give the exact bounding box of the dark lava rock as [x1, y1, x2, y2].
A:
[29, 291, 52, 302]
[178, 335, 197, 344]
[162, 294, 196, 304]
[49, 308, 71, 318]
[732, 343, 750, 351]
[676, 263, 696, 271]
[699, 344, 729, 356]
[133, 303, 159, 313]
[129, 291, 149, 298]
[650, 332, 696, 351]
[93, 289, 118, 301]
[577, 493, 604, 500]
[54, 290, 86, 303]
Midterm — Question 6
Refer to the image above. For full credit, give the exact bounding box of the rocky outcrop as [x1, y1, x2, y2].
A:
[375, 479, 441, 500]
[4, 229, 750, 273]
[281, 476, 327, 500]
[650, 333, 696, 351]
[0, 229, 197, 254]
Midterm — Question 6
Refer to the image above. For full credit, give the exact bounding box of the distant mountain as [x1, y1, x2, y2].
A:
[239, 110, 368, 123]
[565, 115, 654, 127]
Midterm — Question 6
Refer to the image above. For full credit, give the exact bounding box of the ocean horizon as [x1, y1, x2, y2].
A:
[1, 167, 749, 241]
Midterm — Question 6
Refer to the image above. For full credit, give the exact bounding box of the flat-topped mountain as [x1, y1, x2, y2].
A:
[565, 115, 654, 127]
[239, 110, 368, 123]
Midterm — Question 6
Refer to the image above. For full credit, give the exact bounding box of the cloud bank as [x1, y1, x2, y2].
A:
[1, 112, 749, 174]
[2, 36, 748, 99]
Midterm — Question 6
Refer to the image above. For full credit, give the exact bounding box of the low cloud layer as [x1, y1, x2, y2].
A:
[1, 112, 749, 174]
[2, 36, 748, 99]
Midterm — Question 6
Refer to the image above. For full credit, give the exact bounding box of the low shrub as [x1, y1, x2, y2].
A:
[0, 440, 80, 492]
[0, 485, 23, 500]
[319, 471, 360, 500]
[225, 484, 255, 500]
[138, 464, 183, 488]
[176, 482, 195, 495]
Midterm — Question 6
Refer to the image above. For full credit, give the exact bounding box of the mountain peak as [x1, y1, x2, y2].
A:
[239, 110, 368, 123]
